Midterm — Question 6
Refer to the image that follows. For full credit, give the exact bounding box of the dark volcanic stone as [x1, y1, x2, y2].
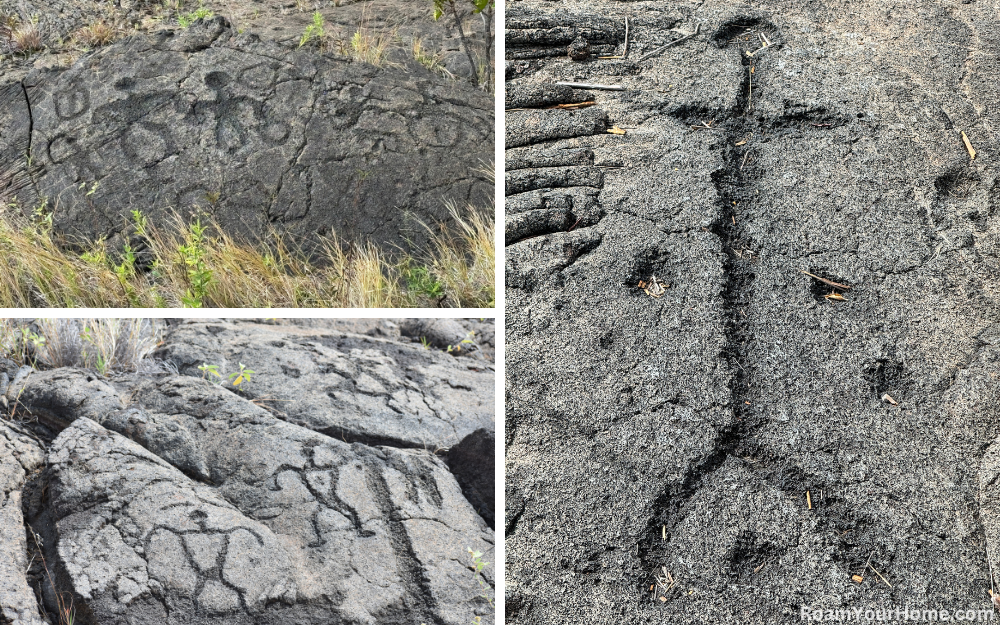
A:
[10, 371, 494, 625]
[0, 18, 493, 256]
[152, 319, 495, 449]
[0, 423, 45, 625]
[447, 428, 495, 528]
[567, 37, 590, 61]
[505, 1, 1000, 624]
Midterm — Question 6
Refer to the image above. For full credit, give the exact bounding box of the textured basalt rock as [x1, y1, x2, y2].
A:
[505, 1, 1000, 624]
[0, 423, 46, 625]
[1, 320, 495, 624]
[0, 18, 493, 256]
[153, 319, 495, 449]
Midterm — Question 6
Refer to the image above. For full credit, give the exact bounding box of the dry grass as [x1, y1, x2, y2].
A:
[411, 36, 452, 78]
[340, 24, 396, 66]
[40, 319, 159, 372]
[0, 201, 494, 308]
[423, 202, 494, 308]
[75, 20, 117, 47]
[0, 319, 160, 373]
[5, 18, 42, 54]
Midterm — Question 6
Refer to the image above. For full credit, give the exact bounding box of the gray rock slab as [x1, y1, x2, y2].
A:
[0, 0, 491, 86]
[505, 1, 1000, 623]
[42, 375, 494, 624]
[1, 18, 493, 256]
[154, 319, 495, 449]
[397, 318, 490, 360]
[6, 368, 125, 431]
[0, 422, 46, 625]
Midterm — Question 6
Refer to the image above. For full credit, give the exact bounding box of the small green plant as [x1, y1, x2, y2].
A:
[79, 324, 102, 375]
[177, 5, 213, 27]
[299, 11, 325, 47]
[31, 198, 52, 234]
[405, 264, 444, 299]
[131, 209, 148, 237]
[419, 336, 431, 349]
[178, 218, 212, 308]
[467, 547, 494, 609]
[228, 362, 254, 388]
[198, 362, 221, 382]
[429, 0, 494, 87]
[113, 242, 142, 306]
[447, 331, 475, 353]
[3, 327, 47, 367]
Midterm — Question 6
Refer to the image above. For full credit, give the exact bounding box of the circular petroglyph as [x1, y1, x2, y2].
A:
[47, 135, 81, 164]
[54, 88, 90, 120]
[204, 71, 232, 90]
[239, 64, 277, 90]
[261, 121, 290, 145]
[122, 124, 169, 167]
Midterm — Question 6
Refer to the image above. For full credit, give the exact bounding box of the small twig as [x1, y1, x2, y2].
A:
[988, 543, 999, 611]
[567, 217, 583, 231]
[506, 102, 597, 111]
[800, 270, 851, 290]
[867, 561, 893, 588]
[547, 101, 597, 110]
[554, 81, 625, 91]
[624, 15, 630, 58]
[961, 130, 977, 161]
[600, 16, 630, 59]
[638, 23, 701, 62]
[753, 561, 766, 573]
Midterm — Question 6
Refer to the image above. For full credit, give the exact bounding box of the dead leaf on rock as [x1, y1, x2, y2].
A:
[639, 276, 668, 298]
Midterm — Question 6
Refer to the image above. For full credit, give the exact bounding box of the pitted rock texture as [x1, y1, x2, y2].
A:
[7, 369, 493, 625]
[0, 422, 45, 625]
[505, 1, 1000, 624]
[397, 318, 492, 360]
[1, 18, 493, 256]
[154, 319, 495, 449]
[1, 0, 491, 84]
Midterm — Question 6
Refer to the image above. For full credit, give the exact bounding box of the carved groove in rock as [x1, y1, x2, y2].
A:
[505, 2, 1000, 624]
[1, 320, 494, 625]
[1, 19, 494, 257]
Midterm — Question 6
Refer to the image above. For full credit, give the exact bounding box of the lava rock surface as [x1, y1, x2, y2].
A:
[1, 320, 495, 624]
[0, 18, 493, 256]
[504, 1, 1000, 623]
